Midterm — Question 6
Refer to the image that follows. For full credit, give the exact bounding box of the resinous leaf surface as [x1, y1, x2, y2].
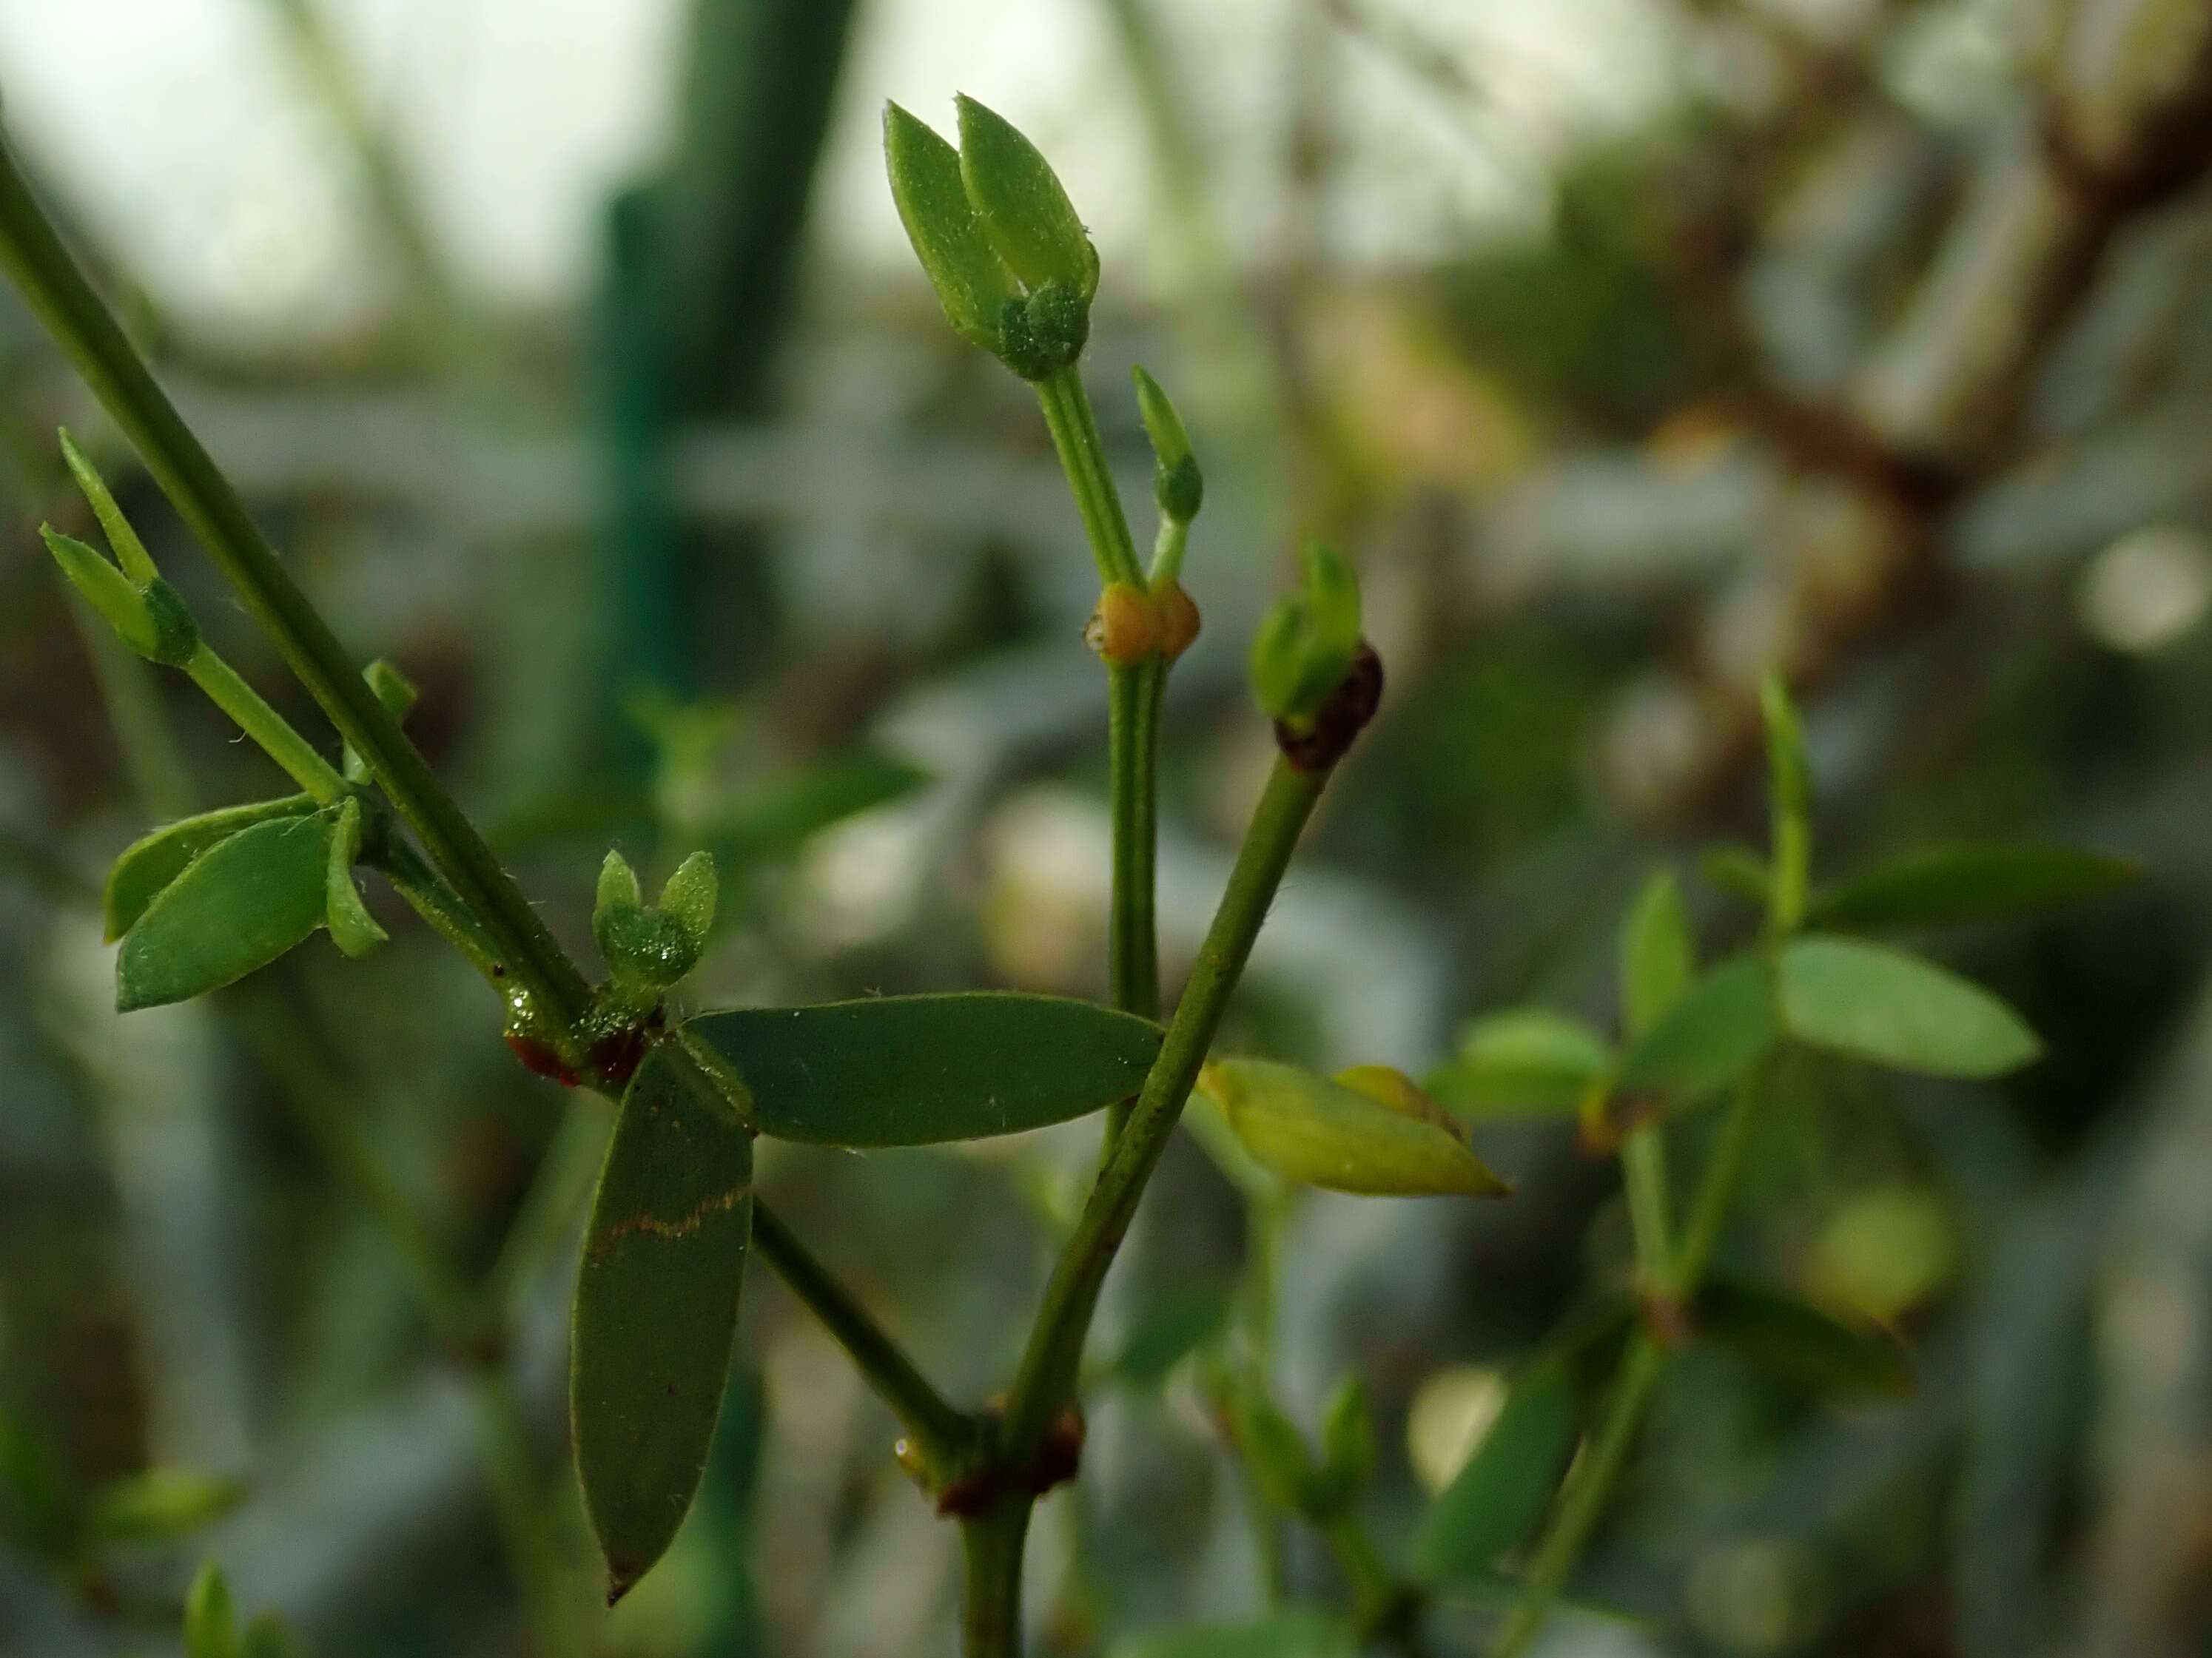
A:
[116, 812, 333, 1010]
[685, 992, 1159, 1145]
[572, 1045, 754, 1601]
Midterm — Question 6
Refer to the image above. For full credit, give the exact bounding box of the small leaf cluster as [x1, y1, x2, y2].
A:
[184, 1561, 307, 1658]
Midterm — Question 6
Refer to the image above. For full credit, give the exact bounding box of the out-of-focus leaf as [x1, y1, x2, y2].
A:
[1199, 1058, 1508, 1196]
[1807, 844, 2139, 931]
[1230, 1383, 1317, 1515]
[102, 795, 315, 941]
[1616, 954, 1774, 1107]
[1110, 1283, 1232, 1391]
[239, 1614, 304, 1658]
[1318, 1375, 1375, 1504]
[573, 1045, 753, 1603]
[1620, 868, 1694, 1039]
[1429, 1008, 1612, 1120]
[1109, 1610, 1359, 1658]
[184, 1561, 235, 1658]
[1692, 1275, 1913, 1399]
[1777, 935, 2040, 1078]
[1412, 1364, 1579, 1585]
[0, 1407, 74, 1558]
[1701, 844, 1772, 909]
[687, 994, 1157, 1145]
[87, 1469, 244, 1542]
[117, 813, 335, 1011]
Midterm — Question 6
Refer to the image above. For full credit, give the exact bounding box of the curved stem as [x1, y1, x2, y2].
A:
[0, 138, 592, 1033]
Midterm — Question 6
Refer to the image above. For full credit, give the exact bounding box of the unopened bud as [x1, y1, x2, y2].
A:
[1086, 582, 1160, 664]
[955, 94, 1099, 303]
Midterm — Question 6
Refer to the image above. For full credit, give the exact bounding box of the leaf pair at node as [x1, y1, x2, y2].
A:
[592, 847, 716, 994]
[1249, 542, 1364, 729]
[1226, 1372, 1375, 1526]
[884, 95, 1097, 379]
[43, 429, 198, 667]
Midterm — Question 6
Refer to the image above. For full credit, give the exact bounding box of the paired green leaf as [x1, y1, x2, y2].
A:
[1616, 954, 1775, 1107]
[1412, 1364, 1579, 1585]
[1777, 934, 2040, 1079]
[1197, 1058, 1507, 1196]
[1429, 1008, 1611, 1120]
[324, 797, 387, 959]
[955, 94, 1099, 301]
[883, 102, 1017, 351]
[1249, 543, 1362, 725]
[117, 814, 335, 1011]
[686, 993, 1159, 1145]
[572, 1045, 754, 1602]
[101, 795, 315, 941]
[1110, 1610, 1359, 1658]
[1692, 1276, 1912, 1399]
[1620, 869, 1694, 1039]
[1808, 844, 2139, 931]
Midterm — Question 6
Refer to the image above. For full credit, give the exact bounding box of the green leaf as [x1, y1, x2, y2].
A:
[61, 427, 158, 583]
[1616, 954, 1775, 1107]
[573, 1044, 754, 1603]
[1228, 1383, 1316, 1514]
[1198, 1058, 1508, 1196]
[184, 1560, 235, 1658]
[1110, 1610, 1359, 1658]
[1429, 1008, 1612, 1120]
[685, 993, 1160, 1145]
[1109, 1282, 1231, 1390]
[45, 525, 161, 655]
[1777, 934, 2040, 1078]
[1412, 1364, 1579, 1585]
[954, 94, 1099, 301]
[102, 795, 315, 941]
[324, 797, 387, 959]
[1250, 543, 1362, 724]
[87, 1468, 244, 1542]
[239, 1614, 305, 1658]
[1134, 364, 1203, 525]
[1701, 843, 1772, 909]
[1620, 869, 1694, 1039]
[1692, 1275, 1912, 1398]
[658, 850, 718, 945]
[883, 102, 1017, 351]
[1319, 1375, 1374, 1502]
[1807, 843, 2140, 931]
[117, 813, 335, 1011]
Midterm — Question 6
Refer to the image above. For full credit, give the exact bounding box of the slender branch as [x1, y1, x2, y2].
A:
[1672, 1059, 1767, 1296]
[1105, 663, 1161, 1024]
[961, 1498, 1030, 1658]
[183, 646, 346, 804]
[1004, 755, 1329, 1464]
[0, 138, 593, 1033]
[1033, 368, 1144, 590]
[1619, 1125, 1673, 1293]
[748, 1199, 975, 1469]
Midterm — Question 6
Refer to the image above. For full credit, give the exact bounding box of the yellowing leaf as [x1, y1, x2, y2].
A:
[1197, 1057, 1507, 1197]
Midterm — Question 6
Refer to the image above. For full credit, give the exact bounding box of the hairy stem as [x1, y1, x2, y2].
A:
[0, 138, 592, 1033]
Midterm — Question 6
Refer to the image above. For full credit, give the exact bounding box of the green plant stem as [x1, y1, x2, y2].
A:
[0, 139, 592, 1034]
[1240, 1189, 1291, 1603]
[748, 1199, 975, 1471]
[183, 645, 347, 803]
[1497, 1059, 1769, 1656]
[1005, 755, 1328, 1462]
[1149, 518, 1189, 587]
[961, 1498, 1031, 1658]
[1619, 1125, 1673, 1293]
[1105, 662, 1163, 1031]
[1034, 368, 1144, 590]
[369, 840, 508, 983]
[1491, 1331, 1664, 1658]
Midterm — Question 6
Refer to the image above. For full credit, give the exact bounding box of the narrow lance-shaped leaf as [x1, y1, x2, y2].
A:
[1621, 868, 1694, 1039]
[1412, 1364, 1580, 1585]
[686, 993, 1160, 1145]
[1616, 953, 1775, 1108]
[955, 93, 1100, 300]
[1777, 934, 2040, 1079]
[1197, 1058, 1508, 1196]
[103, 795, 315, 940]
[1428, 1008, 1613, 1120]
[573, 1044, 754, 1603]
[1692, 1275, 1912, 1399]
[1807, 843, 2140, 931]
[883, 102, 1016, 351]
[117, 813, 335, 1011]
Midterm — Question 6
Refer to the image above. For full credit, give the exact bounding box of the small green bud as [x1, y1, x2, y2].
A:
[1313, 1375, 1374, 1517]
[596, 849, 643, 917]
[140, 578, 201, 666]
[596, 905, 701, 988]
[955, 94, 1098, 303]
[363, 658, 419, 722]
[996, 281, 1089, 380]
[59, 428, 158, 584]
[1133, 365, 1203, 524]
[184, 1560, 235, 1658]
[1230, 1383, 1315, 1516]
[325, 797, 388, 959]
[1248, 542, 1364, 727]
[884, 102, 1018, 353]
[1760, 670, 1812, 820]
[658, 850, 718, 946]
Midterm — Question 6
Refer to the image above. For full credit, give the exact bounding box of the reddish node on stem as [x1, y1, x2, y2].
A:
[1274, 641, 1384, 772]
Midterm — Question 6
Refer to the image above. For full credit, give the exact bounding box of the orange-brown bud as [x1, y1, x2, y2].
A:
[1085, 582, 1160, 664]
[1153, 582, 1201, 660]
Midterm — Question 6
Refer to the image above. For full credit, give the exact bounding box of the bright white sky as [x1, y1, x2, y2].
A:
[0, 0, 1679, 347]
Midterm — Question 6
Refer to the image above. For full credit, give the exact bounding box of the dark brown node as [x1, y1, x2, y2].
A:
[1274, 641, 1384, 772]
